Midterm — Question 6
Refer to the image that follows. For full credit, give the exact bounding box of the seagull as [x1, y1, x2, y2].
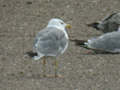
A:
[27, 18, 71, 77]
[71, 27, 120, 53]
[87, 12, 120, 33]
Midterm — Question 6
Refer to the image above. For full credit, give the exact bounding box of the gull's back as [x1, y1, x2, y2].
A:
[87, 31, 120, 52]
[98, 13, 120, 33]
[34, 27, 68, 56]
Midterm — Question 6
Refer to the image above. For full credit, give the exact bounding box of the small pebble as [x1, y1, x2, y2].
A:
[19, 71, 24, 75]
[2, 5, 6, 7]
[26, 1, 32, 5]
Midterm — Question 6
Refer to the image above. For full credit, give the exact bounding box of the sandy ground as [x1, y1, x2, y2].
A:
[1, 0, 120, 90]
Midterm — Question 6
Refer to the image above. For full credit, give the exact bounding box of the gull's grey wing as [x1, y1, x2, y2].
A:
[101, 13, 117, 22]
[106, 13, 120, 23]
[34, 27, 68, 56]
[98, 21, 119, 33]
[86, 31, 120, 52]
[96, 13, 120, 33]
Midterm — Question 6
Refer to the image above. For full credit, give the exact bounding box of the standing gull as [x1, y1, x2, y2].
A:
[87, 12, 120, 33]
[27, 18, 71, 77]
[71, 27, 120, 53]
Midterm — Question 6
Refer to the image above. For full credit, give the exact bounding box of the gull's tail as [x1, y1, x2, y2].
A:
[70, 39, 87, 46]
[87, 22, 100, 30]
[26, 51, 38, 58]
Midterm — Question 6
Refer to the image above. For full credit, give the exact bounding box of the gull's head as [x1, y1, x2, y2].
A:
[47, 18, 71, 30]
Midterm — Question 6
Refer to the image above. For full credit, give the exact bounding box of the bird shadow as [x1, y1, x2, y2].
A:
[5, 72, 43, 80]
[81, 51, 120, 55]
[6, 72, 63, 80]
[81, 49, 120, 55]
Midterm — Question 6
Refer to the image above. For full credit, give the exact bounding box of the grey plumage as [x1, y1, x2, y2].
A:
[26, 18, 71, 77]
[87, 13, 120, 33]
[85, 31, 120, 53]
[34, 27, 68, 57]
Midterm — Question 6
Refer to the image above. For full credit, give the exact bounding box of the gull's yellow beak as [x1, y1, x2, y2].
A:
[65, 24, 71, 29]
